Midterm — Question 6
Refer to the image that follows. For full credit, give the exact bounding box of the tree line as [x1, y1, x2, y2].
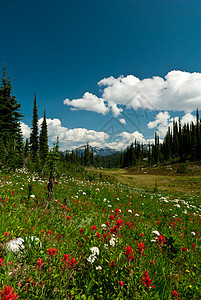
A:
[0, 66, 200, 171]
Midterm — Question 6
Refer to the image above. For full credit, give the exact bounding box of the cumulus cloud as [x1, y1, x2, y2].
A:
[20, 122, 31, 139]
[21, 118, 109, 150]
[147, 111, 171, 138]
[181, 112, 196, 125]
[63, 92, 109, 114]
[147, 111, 197, 138]
[105, 131, 146, 150]
[63, 71, 201, 116]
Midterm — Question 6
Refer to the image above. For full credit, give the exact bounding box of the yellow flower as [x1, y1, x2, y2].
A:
[186, 269, 190, 273]
[189, 285, 192, 288]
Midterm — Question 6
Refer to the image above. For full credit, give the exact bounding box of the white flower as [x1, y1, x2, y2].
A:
[30, 195, 35, 198]
[191, 232, 196, 236]
[109, 237, 116, 247]
[152, 230, 160, 236]
[135, 213, 139, 217]
[127, 209, 132, 213]
[96, 266, 102, 270]
[87, 255, 96, 264]
[101, 224, 107, 228]
[90, 247, 99, 256]
[104, 244, 108, 249]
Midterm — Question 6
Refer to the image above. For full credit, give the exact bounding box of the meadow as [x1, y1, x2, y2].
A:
[0, 168, 201, 299]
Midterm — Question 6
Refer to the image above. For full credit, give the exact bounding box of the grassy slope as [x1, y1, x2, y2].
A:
[93, 162, 201, 196]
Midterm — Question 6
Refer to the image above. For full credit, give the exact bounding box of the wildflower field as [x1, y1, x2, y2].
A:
[0, 169, 201, 299]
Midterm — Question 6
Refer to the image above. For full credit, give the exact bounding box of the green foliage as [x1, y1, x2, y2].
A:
[30, 94, 39, 164]
[177, 164, 187, 174]
[39, 110, 48, 167]
[0, 66, 24, 169]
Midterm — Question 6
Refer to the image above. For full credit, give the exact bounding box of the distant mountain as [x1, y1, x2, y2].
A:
[64, 145, 121, 157]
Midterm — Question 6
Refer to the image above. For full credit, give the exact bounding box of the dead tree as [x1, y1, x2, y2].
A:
[45, 171, 55, 209]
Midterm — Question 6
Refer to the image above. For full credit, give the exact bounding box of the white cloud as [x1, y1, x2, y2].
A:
[105, 131, 146, 150]
[147, 111, 197, 138]
[181, 113, 196, 125]
[119, 118, 126, 124]
[20, 122, 31, 139]
[147, 111, 171, 138]
[63, 92, 109, 115]
[21, 118, 109, 151]
[63, 71, 201, 116]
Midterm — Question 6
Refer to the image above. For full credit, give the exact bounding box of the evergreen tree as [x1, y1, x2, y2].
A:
[39, 110, 49, 166]
[196, 108, 201, 160]
[30, 94, 39, 163]
[0, 66, 23, 168]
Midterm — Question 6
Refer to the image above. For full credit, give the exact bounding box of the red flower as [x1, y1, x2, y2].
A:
[4, 232, 9, 238]
[62, 254, 70, 271]
[109, 260, 117, 268]
[90, 225, 98, 231]
[0, 258, 5, 267]
[124, 245, 134, 260]
[119, 280, 124, 287]
[37, 258, 45, 271]
[192, 243, 196, 250]
[142, 269, 155, 290]
[157, 235, 166, 246]
[136, 242, 146, 256]
[66, 216, 71, 221]
[96, 232, 101, 238]
[0, 285, 19, 299]
[68, 258, 78, 269]
[46, 248, 58, 257]
[182, 247, 187, 252]
[63, 254, 70, 262]
[172, 290, 178, 297]
[115, 219, 124, 227]
[115, 208, 120, 215]
[109, 215, 114, 220]
[80, 228, 84, 234]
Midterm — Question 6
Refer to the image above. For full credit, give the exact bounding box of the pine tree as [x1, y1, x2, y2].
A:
[39, 110, 49, 166]
[196, 108, 201, 160]
[30, 94, 39, 163]
[0, 66, 23, 168]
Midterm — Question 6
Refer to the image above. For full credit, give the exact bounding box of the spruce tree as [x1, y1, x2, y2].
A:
[196, 108, 201, 160]
[39, 110, 49, 166]
[30, 94, 39, 163]
[0, 66, 23, 168]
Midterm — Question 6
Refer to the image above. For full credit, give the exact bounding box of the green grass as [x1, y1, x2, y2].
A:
[0, 169, 201, 299]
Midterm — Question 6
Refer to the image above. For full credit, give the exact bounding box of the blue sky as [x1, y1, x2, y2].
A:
[1, 0, 201, 150]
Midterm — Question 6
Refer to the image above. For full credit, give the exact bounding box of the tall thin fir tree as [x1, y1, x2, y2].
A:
[39, 110, 49, 165]
[30, 94, 39, 163]
[0, 66, 23, 168]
